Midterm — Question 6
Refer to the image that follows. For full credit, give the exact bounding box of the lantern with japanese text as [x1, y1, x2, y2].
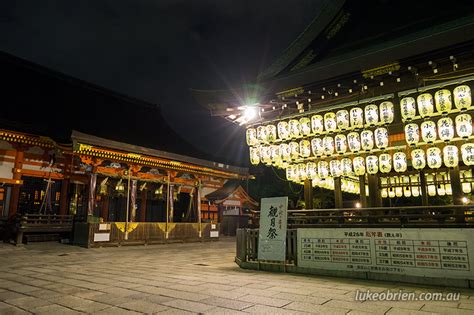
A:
[289, 141, 300, 160]
[443, 145, 459, 168]
[353, 156, 366, 176]
[366, 155, 379, 174]
[437, 117, 454, 142]
[374, 127, 389, 149]
[347, 132, 361, 153]
[436, 173, 446, 196]
[261, 146, 272, 164]
[400, 97, 417, 120]
[411, 149, 426, 170]
[341, 158, 352, 176]
[249, 146, 260, 165]
[257, 126, 267, 143]
[286, 165, 297, 181]
[299, 140, 311, 158]
[311, 137, 324, 157]
[461, 143, 474, 166]
[364, 104, 379, 126]
[421, 120, 437, 143]
[379, 101, 394, 125]
[336, 109, 350, 130]
[381, 177, 388, 198]
[270, 145, 281, 165]
[311, 115, 324, 134]
[289, 119, 301, 138]
[297, 163, 308, 181]
[462, 170, 472, 193]
[280, 143, 291, 162]
[360, 130, 374, 151]
[454, 85, 472, 111]
[379, 153, 392, 173]
[434, 89, 452, 114]
[402, 176, 411, 197]
[404, 123, 420, 146]
[277, 121, 290, 140]
[427, 147, 442, 169]
[324, 112, 337, 133]
[411, 174, 420, 197]
[306, 162, 317, 179]
[330, 160, 343, 177]
[266, 124, 277, 143]
[299, 117, 311, 136]
[334, 134, 348, 154]
[455, 113, 472, 138]
[317, 160, 329, 179]
[417, 93, 434, 118]
[427, 174, 436, 196]
[323, 136, 335, 156]
[246, 128, 258, 146]
[393, 152, 407, 173]
[350, 107, 364, 129]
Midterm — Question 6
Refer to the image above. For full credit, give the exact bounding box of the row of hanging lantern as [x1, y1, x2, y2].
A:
[311, 176, 363, 194]
[401, 85, 472, 121]
[380, 175, 422, 198]
[404, 113, 473, 145]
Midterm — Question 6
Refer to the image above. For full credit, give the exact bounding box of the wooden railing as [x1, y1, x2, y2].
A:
[15, 214, 74, 244]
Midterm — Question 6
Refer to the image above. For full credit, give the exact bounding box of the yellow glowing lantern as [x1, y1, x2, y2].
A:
[257, 126, 267, 143]
[246, 128, 258, 146]
[437, 117, 454, 142]
[461, 143, 474, 166]
[324, 112, 337, 133]
[341, 158, 352, 176]
[381, 188, 388, 198]
[379, 153, 392, 173]
[286, 165, 296, 181]
[455, 113, 472, 138]
[393, 152, 407, 173]
[297, 163, 308, 181]
[462, 170, 472, 193]
[427, 173, 436, 196]
[426, 147, 442, 169]
[411, 174, 420, 197]
[411, 149, 426, 170]
[270, 145, 281, 164]
[299, 117, 311, 136]
[402, 176, 411, 197]
[364, 104, 379, 126]
[366, 155, 379, 174]
[400, 97, 417, 120]
[347, 132, 361, 153]
[317, 160, 329, 179]
[379, 101, 394, 125]
[277, 121, 290, 140]
[443, 145, 459, 168]
[453, 85, 471, 111]
[289, 142, 300, 160]
[360, 130, 374, 151]
[434, 89, 452, 114]
[261, 146, 272, 164]
[436, 173, 446, 196]
[299, 140, 311, 158]
[395, 186, 403, 198]
[330, 160, 343, 177]
[306, 162, 317, 179]
[350, 107, 364, 129]
[311, 115, 324, 134]
[404, 123, 420, 146]
[336, 109, 350, 130]
[374, 127, 389, 149]
[417, 93, 434, 118]
[334, 134, 347, 154]
[249, 147, 260, 165]
[311, 137, 324, 157]
[353, 156, 366, 176]
[280, 143, 291, 162]
[421, 120, 437, 143]
[289, 119, 301, 138]
[266, 124, 277, 143]
[323, 136, 334, 156]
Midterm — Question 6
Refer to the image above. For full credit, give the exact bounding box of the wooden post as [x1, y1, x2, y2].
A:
[450, 166, 463, 205]
[59, 155, 71, 215]
[140, 189, 147, 222]
[368, 174, 381, 207]
[334, 177, 343, 208]
[359, 175, 367, 207]
[9, 147, 24, 220]
[303, 179, 313, 209]
[419, 171, 429, 206]
[197, 181, 202, 238]
[101, 196, 110, 221]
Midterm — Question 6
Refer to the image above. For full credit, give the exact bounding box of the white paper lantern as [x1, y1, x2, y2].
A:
[286, 165, 297, 181]
[411, 149, 426, 170]
[400, 97, 417, 120]
[393, 152, 407, 173]
[381, 188, 388, 198]
[261, 146, 272, 164]
[404, 123, 420, 146]
[436, 173, 446, 196]
[299, 117, 311, 136]
[317, 161, 329, 179]
[350, 107, 364, 129]
[437, 117, 454, 142]
[306, 162, 317, 179]
[388, 187, 396, 198]
[421, 120, 437, 143]
[417, 93, 434, 118]
[289, 119, 301, 138]
[427, 147, 442, 169]
[427, 173, 436, 196]
[461, 143, 474, 166]
[411, 174, 420, 197]
[379, 153, 392, 173]
[353, 156, 366, 176]
[297, 163, 308, 181]
[277, 121, 290, 140]
[443, 145, 459, 168]
[341, 158, 352, 176]
[280, 143, 291, 162]
[249, 147, 260, 165]
[330, 160, 343, 177]
[270, 145, 281, 165]
[257, 126, 267, 143]
[311, 138, 324, 157]
[454, 85, 472, 111]
[246, 128, 258, 146]
[360, 130, 374, 151]
[324, 112, 337, 133]
[366, 155, 379, 174]
[266, 124, 277, 143]
[402, 176, 412, 197]
[299, 140, 311, 158]
[334, 134, 348, 154]
[311, 115, 324, 134]
[323, 136, 334, 156]
[347, 132, 361, 153]
[289, 142, 300, 160]
[374, 127, 389, 149]
[395, 186, 403, 198]
[336, 110, 350, 130]
[364, 104, 379, 126]
[379, 101, 394, 125]
[434, 89, 452, 114]
[455, 113, 472, 138]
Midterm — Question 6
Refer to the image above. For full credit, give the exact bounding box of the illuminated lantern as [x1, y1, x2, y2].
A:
[306, 162, 317, 179]
[297, 163, 307, 181]
[437, 117, 454, 142]
[462, 170, 472, 193]
[453, 85, 472, 111]
[334, 134, 348, 154]
[411, 149, 426, 170]
[317, 161, 329, 179]
[421, 120, 437, 143]
[257, 126, 267, 143]
[341, 158, 352, 176]
[374, 127, 389, 149]
[426, 147, 442, 169]
[330, 160, 343, 177]
[311, 138, 324, 157]
[402, 176, 411, 198]
[427, 174, 436, 196]
[455, 113, 472, 138]
[366, 155, 379, 174]
[417, 93, 434, 118]
[299, 140, 311, 158]
[270, 145, 281, 165]
[353, 156, 366, 176]
[379, 153, 392, 173]
[323, 136, 334, 156]
[443, 145, 459, 168]
[249, 147, 260, 165]
[289, 142, 300, 160]
[404, 123, 419, 146]
[400, 97, 417, 120]
[324, 112, 337, 133]
[266, 124, 277, 143]
[364, 104, 379, 126]
[311, 115, 324, 134]
[381, 177, 388, 198]
[436, 173, 446, 196]
[261, 146, 272, 164]
[350, 107, 364, 129]
[434, 89, 452, 114]
[289, 119, 301, 138]
[461, 143, 474, 166]
[280, 143, 291, 162]
[336, 109, 350, 130]
[299, 117, 311, 136]
[393, 152, 407, 173]
[411, 174, 420, 197]
[286, 165, 296, 181]
[347, 132, 361, 153]
[277, 121, 290, 140]
[246, 128, 258, 146]
[379, 101, 394, 125]
[360, 130, 374, 151]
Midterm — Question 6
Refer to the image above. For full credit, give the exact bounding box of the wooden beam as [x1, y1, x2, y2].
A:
[334, 177, 343, 208]
[303, 179, 313, 209]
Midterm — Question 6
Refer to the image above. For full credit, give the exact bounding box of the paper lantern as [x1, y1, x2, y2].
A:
[347, 132, 361, 153]
[324, 112, 337, 133]
[374, 127, 389, 149]
[404, 123, 420, 146]
[411, 174, 420, 197]
[379, 153, 392, 173]
[261, 146, 272, 164]
[330, 160, 343, 177]
[400, 97, 417, 120]
[360, 130, 374, 151]
[427, 173, 436, 196]
[421, 120, 437, 143]
[395, 186, 403, 198]
[334, 134, 347, 154]
[388, 187, 396, 198]
[443, 145, 459, 168]
[411, 149, 426, 170]
[311, 138, 324, 157]
[323, 136, 334, 156]
[379, 101, 394, 125]
[249, 147, 260, 165]
[461, 143, 474, 166]
[266, 124, 277, 143]
[455, 113, 472, 138]
[426, 147, 442, 169]
[393, 152, 407, 173]
[270, 145, 281, 165]
[453, 85, 471, 111]
[289, 119, 301, 138]
[297, 163, 308, 181]
[317, 161, 329, 179]
[364, 104, 379, 126]
[402, 176, 412, 197]
[353, 157, 366, 176]
[306, 162, 317, 179]
[437, 117, 454, 142]
[280, 143, 291, 162]
[341, 158, 352, 176]
[277, 121, 290, 140]
[289, 142, 300, 160]
[381, 188, 388, 198]
[462, 170, 472, 193]
[434, 89, 452, 114]
[257, 126, 267, 143]
[246, 128, 258, 146]
[286, 165, 297, 181]
[366, 155, 379, 174]
[299, 117, 311, 136]
[336, 109, 350, 130]
[350, 107, 364, 129]
[417, 93, 434, 118]
[299, 140, 311, 158]
[436, 173, 446, 196]
[311, 115, 324, 134]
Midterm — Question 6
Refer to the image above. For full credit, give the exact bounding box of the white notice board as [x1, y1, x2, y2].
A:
[258, 197, 288, 261]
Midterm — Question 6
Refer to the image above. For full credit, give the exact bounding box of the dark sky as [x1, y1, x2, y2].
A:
[0, 0, 322, 164]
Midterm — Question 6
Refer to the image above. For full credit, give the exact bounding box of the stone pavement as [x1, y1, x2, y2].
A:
[0, 238, 473, 315]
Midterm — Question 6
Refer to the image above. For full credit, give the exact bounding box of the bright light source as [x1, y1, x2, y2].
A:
[462, 196, 469, 204]
[243, 106, 257, 121]
[355, 202, 361, 208]
[228, 114, 236, 120]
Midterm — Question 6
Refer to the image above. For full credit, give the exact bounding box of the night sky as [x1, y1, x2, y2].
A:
[0, 1, 322, 165]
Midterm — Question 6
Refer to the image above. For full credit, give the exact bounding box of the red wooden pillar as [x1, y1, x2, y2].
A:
[140, 189, 147, 222]
[9, 147, 25, 220]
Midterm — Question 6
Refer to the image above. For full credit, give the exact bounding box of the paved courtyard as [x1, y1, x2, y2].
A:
[0, 238, 473, 315]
